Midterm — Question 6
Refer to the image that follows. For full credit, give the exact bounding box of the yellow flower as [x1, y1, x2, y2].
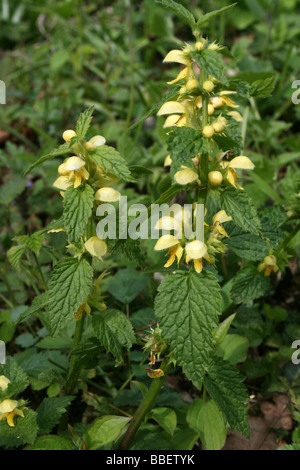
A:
[0, 376, 10, 392]
[0, 399, 24, 427]
[95, 187, 120, 202]
[164, 155, 172, 167]
[163, 49, 191, 66]
[185, 240, 208, 274]
[210, 91, 239, 109]
[62, 130, 76, 142]
[227, 111, 243, 122]
[54, 156, 89, 189]
[174, 168, 200, 186]
[154, 235, 184, 269]
[221, 156, 255, 189]
[258, 255, 279, 277]
[167, 67, 189, 85]
[208, 171, 223, 187]
[212, 210, 232, 238]
[85, 236, 108, 259]
[157, 101, 188, 128]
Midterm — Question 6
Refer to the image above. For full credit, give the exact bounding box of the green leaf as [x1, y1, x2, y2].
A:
[204, 356, 249, 437]
[236, 72, 276, 98]
[167, 127, 203, 174]
[76, 106, 94, 139]
[48, 258, 93, 335]
[36, 396, 75, 434]
[250, 172, 284, 204]
[213, 313, 236, 345]
[0, 357, 29, 399]
[14, 233, 44, 256]
[26, 435, 74, 450]
[90, 145, 135, 182]
[0, 409, 38, 448]
[18, 293, 49, 324]
[216, 334, 249, 364]
[196, 4, 236, 27]
[220, 188, 261, 234]
[187, 399, 226, 450]
[171, 428, 200, 450]
[107, 268, 148, 304]
[0, 176, 27, 205]
[155, 0, 196, 27]
[224, 223, 269, 261]
[92, 309, 135, 364]
[85, 415, 130, 450]
[193, 50, 226, 83]
[50, 49, 69, 72]
[231, 265, 270, 304]
[151, 407, 177, 436]
[155, 271, 222, 388]
[63, 184, 94, 243]
[7, 244, 27, 271]
[24, 143, 73, 176]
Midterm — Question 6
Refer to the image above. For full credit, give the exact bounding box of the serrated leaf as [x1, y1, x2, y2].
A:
[107, 268, 148, 304]
[18, 293, 49, 324]
[36, 396, 75, 434]
[167, 127, 203, 174]
[187, 399, 226, 450]
[155, 0, 196, 27]
[76, 106, 94, 139]
[26, 435, 74, 450]
[14, 233, 44, 256]
[92, 310, 135, 364]
[7, 244, 27, 271]
[0, 357, 29, 400]
[48, 258, 93, 335]
[24, 143, 73, 176]
[85, 415, 130, 450]
[193, 50, 226, 83]
[204, 356, 249, 437]
[155, 271, 222, 389]
[89, 145, 135, 182]
[196, 4, 236, 27]
[0, 176, 27, 205]
[231, 265, 270, 304]
[220, 188, 261, 234]
[0, 409, 38, 448]
[224, 223, 269, 261]
[63, 184, 94, 243]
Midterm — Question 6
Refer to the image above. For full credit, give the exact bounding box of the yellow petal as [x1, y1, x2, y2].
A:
[176, 115, 187, 127]
[167, 67, 189, 84]
[163, 114, 181, 128]
[74, 174, 82, 188]
[88, 135, 106, 148]
[213, 210, 232, 225]
[220, 91, 237, 96]
[47, 227, 66, 233]
[0, 399, 18, 414]
[85, 237, 108, 258]
[154, 235, 180, 251]
[264, 255, 277, 266]
[194, 259, 203, 273]
[60, 156, 85, 172]
[0, 376, 10, 392]
[95, 187, 121, 202]
[221, 96, 239, 108]
[157, 101, 186, 116]
[53, 176, 73, 190]
[185, 240, 208, 260]
[163, 49, 190, 65]
[228, 156, 255, 170]
[155, 217, 181, 232]
[62, 130, 76, 142]
[164, 155, 172, 167]
[6, 411, 16, 427]
[227, 111, 243, 122]
[164, 253, 176, 268]
[14, 408, 25, 418]
[174, 169, 199, 185]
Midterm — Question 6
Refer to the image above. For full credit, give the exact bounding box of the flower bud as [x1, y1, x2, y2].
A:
[195, 40, 205, 51]
[203, 80, 215, 93]
[203, 125, 215, 138]
[186, 79, 198, 92]
[62, 130, 76, 142]
[208, 171, 223, 187]
[213, 121, 226, 133]
[208, 104, 215, 115]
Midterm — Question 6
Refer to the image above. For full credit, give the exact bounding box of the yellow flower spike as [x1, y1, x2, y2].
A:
[85, 237, 108, 259]
[167, 67, 189, 85]
[228, 111, 243, 122]
[62, 130, 76, 142]
[203, 80, 215, 93]
[213, 210, 232, 225]
[186, 79, 198, 92]
[185, 240, 208, 261]
[163, 114, 181, 128]
[95, 187, 121, 202]
[154, 235, 180, 252]
[88, 135, 106, 148]
[163, 49, 191, 66]
[174, 169, 199, 185]
[203, 125, 215, 138]
[164, 155, 172, 167]
[157, 101, 187, 116]
[53, 175, 73, 191]
[227, 156, 255, 171]
[208, 171, 223, 187]
[0, 376, 10, 392]
[258, 255, 279, 277]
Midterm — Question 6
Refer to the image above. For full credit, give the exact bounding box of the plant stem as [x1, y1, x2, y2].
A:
[119, 357, 170, 450]
[277, 223, 300, 253]
[65, 317, 85, 395]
